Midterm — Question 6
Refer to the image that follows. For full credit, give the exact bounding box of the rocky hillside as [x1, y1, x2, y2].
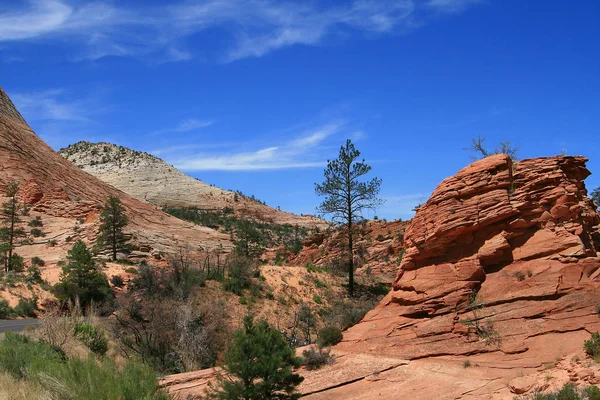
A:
[285, 219, 408, 278]
[0, 87, 230, 267]
[164, 154, 600, 399]
[59, 141, 327, 229]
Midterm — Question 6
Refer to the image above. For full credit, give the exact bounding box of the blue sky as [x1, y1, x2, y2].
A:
[1, 0, 599, 220]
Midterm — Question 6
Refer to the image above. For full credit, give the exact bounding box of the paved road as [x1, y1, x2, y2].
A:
[0, 319, 39, 333]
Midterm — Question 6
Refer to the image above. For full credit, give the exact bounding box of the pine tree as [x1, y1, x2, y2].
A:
[0, 182, 26, 272]
[210, 314, 303, 400]
[315, 139, 383, 297]
[53, 240, 113, 309]
[96, 196, 129, 261]
[232, 219, 266, 260]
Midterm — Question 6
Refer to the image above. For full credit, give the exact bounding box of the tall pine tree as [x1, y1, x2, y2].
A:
[0, 182, 26, 272]
[96, 196, 129, 261]
[315, 140, 383, 297]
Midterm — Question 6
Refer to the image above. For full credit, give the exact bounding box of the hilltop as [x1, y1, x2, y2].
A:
[59, 141, 327, 229]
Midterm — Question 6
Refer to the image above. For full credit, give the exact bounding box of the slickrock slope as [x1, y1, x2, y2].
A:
[163, 154, 600, 399]
[59, 141, 326, 229]
[0, 87, 230, 262]
[287, 219, 408, 278]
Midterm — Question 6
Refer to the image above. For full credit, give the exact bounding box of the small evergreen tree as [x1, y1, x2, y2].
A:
[53, 240, 113, 310]
[232, 219, 266, 260]
[0, 182, 26, 272]
[210, 315, 303, 400]
[315, 140, 383, 297]
[96, 196, 129, 261]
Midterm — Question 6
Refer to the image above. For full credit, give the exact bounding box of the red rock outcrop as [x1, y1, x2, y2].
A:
[326, 154, 600, 398]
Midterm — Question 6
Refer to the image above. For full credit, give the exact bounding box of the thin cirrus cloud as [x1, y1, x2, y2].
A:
[151, 118, 215, 135]
[0, 0, 481, 63]
[11, 89, 92, 121]
[168, 123, 341, 171]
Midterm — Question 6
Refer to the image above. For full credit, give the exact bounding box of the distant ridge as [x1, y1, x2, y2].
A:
[60, 141, 328, 229]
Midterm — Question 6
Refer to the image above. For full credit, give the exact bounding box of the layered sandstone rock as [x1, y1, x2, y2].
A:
[331, 154, 600, 398]
[0, 87, 231, 261]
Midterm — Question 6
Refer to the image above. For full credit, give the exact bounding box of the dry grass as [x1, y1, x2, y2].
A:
[0, 373, 49, 400]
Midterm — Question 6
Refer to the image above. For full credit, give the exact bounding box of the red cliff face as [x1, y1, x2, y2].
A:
[339, 154, 600, 376]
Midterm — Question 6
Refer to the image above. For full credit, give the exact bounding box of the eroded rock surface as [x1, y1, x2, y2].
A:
[0, 87, 231, 260]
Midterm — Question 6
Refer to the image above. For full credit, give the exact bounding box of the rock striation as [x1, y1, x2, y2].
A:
[331, 154, 600, 398]
[0, 87, 231, 260]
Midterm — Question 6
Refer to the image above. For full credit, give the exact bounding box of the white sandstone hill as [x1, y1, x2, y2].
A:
[59, 141, 327, 229]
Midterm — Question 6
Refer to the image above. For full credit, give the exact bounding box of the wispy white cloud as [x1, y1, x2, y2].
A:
[151, 118, 214, 136]
[427, 0, 482, 13]
[176, 118, 214, 132]
[0, 0, 479, 62]
[11, 89, 91, 121]
[170, 122, 340, 171]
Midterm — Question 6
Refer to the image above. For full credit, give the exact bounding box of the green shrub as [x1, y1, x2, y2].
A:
[312, 294, 322, 304]
[266, 292, 275, 300]
[48, 239, 57, 247]
[301, 346, 332, 370]
[31, 256, 45, 267]
[124, 267, 138, 274]
[110, 275, 125, 288]
[463, 359, 471, 368]
[584, 332, 600, 359]
[30, 228, 45, 237]
[9, 253, 24, 272]
[25, 266, 43, 284]
[514, 271, 525, 281]
[586, 385, 600, 400]
[317, 326, 343, 348]
[74, 322, 108, 356]
[595, 304, 600, 315]
[28, 216, 43, 227]
[0, 299, 14, 319]
[223, 255, 255, 296]
[14, 297, 37, 317]
[520, 383, 600, 400]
